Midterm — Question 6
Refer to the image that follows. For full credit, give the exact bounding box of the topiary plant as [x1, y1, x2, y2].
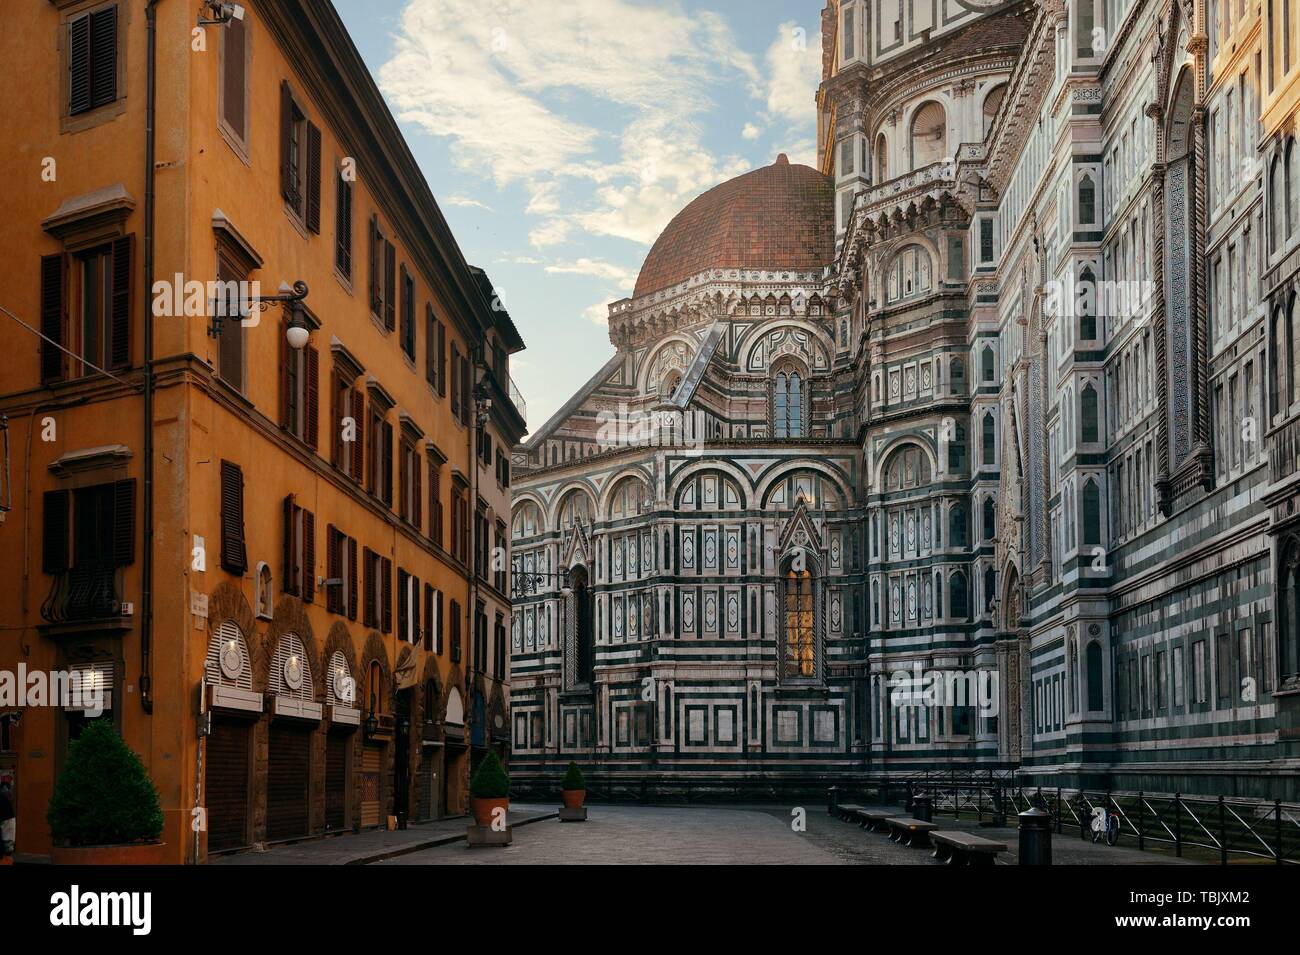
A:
[47, 721, 164, 847]
[561, 761, 585, 791]
[469, 749, 510, 799]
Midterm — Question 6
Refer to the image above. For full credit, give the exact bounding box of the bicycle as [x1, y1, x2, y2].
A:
[1089, 804, 1120, 846]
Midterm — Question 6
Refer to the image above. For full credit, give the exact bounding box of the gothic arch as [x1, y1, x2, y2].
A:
[549, 482, 598, 531]
[737, 320, 834, 374]
[637, 334, 698, 396]
[207, 580, 262, 686]
[667, 460, 752, 509]
[321, 620, 357, 688]
[597, 468, 655, 519]
[872, 435, 940, 489]
[360, 631, 392, 716]
[257, 596, 321, 699]
[755, 460, 852, 509]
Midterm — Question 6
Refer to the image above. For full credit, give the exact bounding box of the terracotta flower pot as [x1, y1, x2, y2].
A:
[472, 797, 509, 827]
[562, 789, 586, 809]
[52, 842, 168, 865]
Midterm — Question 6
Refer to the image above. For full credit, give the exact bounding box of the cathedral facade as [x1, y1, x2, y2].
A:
[509, 0, 1300, 800]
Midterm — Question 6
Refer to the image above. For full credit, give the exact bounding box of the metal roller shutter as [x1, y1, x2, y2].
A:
[206, 720, 250, 852]
[267, 723, 311, 841]
[360, 745, 382, 828]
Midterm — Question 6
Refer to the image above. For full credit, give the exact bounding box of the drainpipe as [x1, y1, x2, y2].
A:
[140, 0, 161, 714]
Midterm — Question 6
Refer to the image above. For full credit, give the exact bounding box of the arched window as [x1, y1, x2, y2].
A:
[1273, 305, 1291, 417]
[1272, 156, 1284, 250]
[1081, 383, 1099, 442]
[1086, 640, 1104, 710]
[367, 660, 384, 717]
[949, 571, 968, 620]
[982, 84, 1006, 139]
[661, 369, 682, 401]
[1082, 478, 1102, 545]
[982, 345, 995, 381]
[1068, 639, 1079, 712]
[982, 411, 996, 465]
[570, 565, 593, 686]
[422, 678, 437, 724]
[1289, 139, 1298, 238]
[772, 362, 804, 438]
[256, 563, 274, 618]
[557, 489, 593, 531]
[875, 132, 889, 182]
[951, 358, 965, 395]
[948, 424, 966, 472]
[1282, 539, 1300, 683]
[984, 566, 996, 612]
[1078, 266, 1097, 339]
[884, 245, 934, 303]
[884, 444, 932, 490]
[1079, 174, 1096, 225]
[783, 563, 816, 680]
[983, 496, 996, 540]
[910, 101, 947, 169]
[949, 502, 967, 547]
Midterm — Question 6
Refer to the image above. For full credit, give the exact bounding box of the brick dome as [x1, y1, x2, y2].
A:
[633, 154, 834, 299]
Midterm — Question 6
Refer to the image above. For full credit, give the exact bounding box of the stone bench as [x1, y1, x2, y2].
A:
[885, 816, 938, 848]
[836, 803, 867, 822]
[852, 808, 894, 832]
[930, 830, 1006, 866]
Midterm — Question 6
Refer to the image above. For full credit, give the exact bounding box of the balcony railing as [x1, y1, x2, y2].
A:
[508, 375, 526, 422]
[41, 563, 124, 624]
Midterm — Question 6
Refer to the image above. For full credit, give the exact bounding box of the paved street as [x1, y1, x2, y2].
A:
[376, 804, 1201, 865]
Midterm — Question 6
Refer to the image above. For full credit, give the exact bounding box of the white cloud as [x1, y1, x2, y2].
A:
[584, 300, 612, 325]
[444, 194, 492, 210]
[764, 20, 822, 124]
[378, 0, 764, 249]
[545, 258, 637, 289]
[742, 122, 762, 140]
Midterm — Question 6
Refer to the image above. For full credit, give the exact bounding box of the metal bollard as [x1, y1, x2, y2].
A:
[1018, 807, 1053, 865]
[828, 785, 839, 816]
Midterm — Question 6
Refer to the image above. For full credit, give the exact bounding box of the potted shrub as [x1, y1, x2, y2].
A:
[561, 761, 586, 809]
[469, 749, 509, 827]
[47, 721, 166, 864]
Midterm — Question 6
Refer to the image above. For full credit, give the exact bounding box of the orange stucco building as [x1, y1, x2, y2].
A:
[0, 0, 525, 863]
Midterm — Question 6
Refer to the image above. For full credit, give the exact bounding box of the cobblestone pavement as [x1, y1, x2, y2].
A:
[378, 804, 1205, 865]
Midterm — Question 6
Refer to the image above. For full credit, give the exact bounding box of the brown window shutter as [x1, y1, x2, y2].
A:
[109, 234, 132, 369]
[69, 15, 92, 115]
[326, 525, 340, 613]
[413, 451, 422, 530]
[450, 342, 460, 418]
[42, 490, 71, 574]
[282, 494, 296, 596]
[279, 317, 292, 429]
[305, 343, 319, 450]
[351, 389, 365, 483]
[412, 575, 421, 645]
[424, 305, 435, 384]
[397, 568, 408, 641]
[279, 80, 293, 201]
[381, 557, 393, 633]
[347, 538, 358, 621]
[363, 547, 375, 627]
[383, 241, 396, 330]
[89, 7, 116, 109]
[302, 509, 316, 602]
[437, 321, 447, 396]
[382, 421, 394, 506]
[368, 215, 379, 315]
[336, 175, 353, 277]
[219, 460, 247, 574]
[423, 583, 433, 651]
[306, 122, 322, 233]
[329, 370, 340, 467]
[40, 254, 67, 382]
[112, 478, 136, 567]
[461, 355, 472, 425]
[221, 15, 246, 138]
[437, 591, 445, 654]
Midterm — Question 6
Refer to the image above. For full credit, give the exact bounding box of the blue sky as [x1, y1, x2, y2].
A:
[336, 0, 824, 432]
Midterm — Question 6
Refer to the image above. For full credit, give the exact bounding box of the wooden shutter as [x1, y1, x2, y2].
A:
[306, 122, 322, 233]
[305, 344, 319, 450]
[219, 460, 247, 574]
[423, 583, 433, 651]
[279, 80, 293, 202]
[89, 6, 116, 109]
[221, 15, 246, 139]
[278, 318, 292, 429]
[411, 575, 421, 645]
[381, 557, 392, 633]
[460, 355, 472, 425]
[368, 215, 379, 315]
[40, 254, 67, 382]
[326, 525, 340, 613]
[351, 388, 365, 482]
[302, 509, 315, 603]
[425, 305, 435, 384]
[283, 495, 296, 596]
[109, 234, 132, 369]
[413, 451, 422, 530]
[42, 490, 70, 574]
[347, 537, 358, 621]
[336, 175, 352, 277]
[436, 590, 445, 654]
[382, 421, 394, 506]
[112, 478, 135, 566]
[397, 568, 409, 642]
[450, 343, 460, 418]
[329, 370, 340, 467]
[69, 14, 92, 115]
[383, 241, 396, 330]
[437, 321, 447, 396]
[363, 548, 375, 627]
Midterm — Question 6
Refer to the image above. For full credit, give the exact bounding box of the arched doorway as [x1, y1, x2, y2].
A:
[570, 565, 593, 687]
